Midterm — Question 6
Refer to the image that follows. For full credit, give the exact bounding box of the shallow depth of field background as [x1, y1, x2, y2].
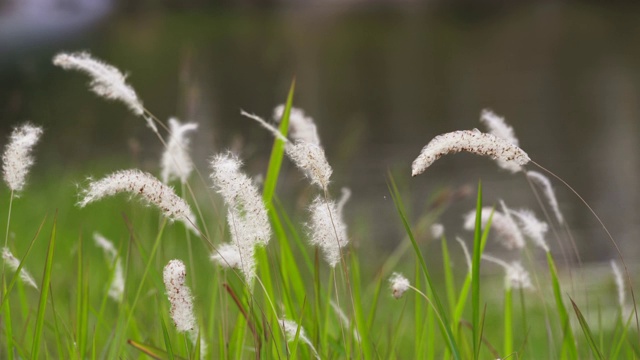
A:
[1, 0, 640, 265]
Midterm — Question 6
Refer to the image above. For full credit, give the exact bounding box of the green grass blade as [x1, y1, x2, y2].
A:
[471, 180, 482, 360]
[610, 310, 635, 359]
[569, 297, 603, 360]
[504, 287, 513, 357]
[127, 339, 185, 360]
[3, 281, 14, 360]
[31, 215, 57, 359]
[160, 316, 175, 360]
[0, 217, 45, 312]
[262, 79, 295, 206]
[441, 236, 456, 318]
[546, 251, 577, 359]
[387, 173, 460, 360]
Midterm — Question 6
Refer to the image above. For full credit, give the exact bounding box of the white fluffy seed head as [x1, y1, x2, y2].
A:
[430, 223, 444, 239]
[505, 261, 533, 290]
[2, 247, 38, 290]
[482, 255, 533, 290]
[273, 105, 321, 145]
[389, 272, 410, 299]
[210, 153, 271, 246]
[611, 261, 625, 310]
[53, 52, 147, 122]
[163, 259, 196, 332]
[161, 118, 198, 184]
[463, 205, 525, 250]
[511, 209, 549, 252]
[210, 153, 271, 284]
[93, 233, 124, 302]
[480, 109, 520, 147]
[286, 142, 333, 191]
[308, 196, 349, 267]
[2, 123, 43, 193]
[526, 171, 564, 224]
[411, 129, 530, 176]
[78, 170, 198, 234]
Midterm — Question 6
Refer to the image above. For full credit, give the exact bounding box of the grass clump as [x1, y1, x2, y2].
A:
[0, 52, 636, 359]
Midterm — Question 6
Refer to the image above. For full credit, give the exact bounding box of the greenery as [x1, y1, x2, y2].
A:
[0, 82, 637, 360]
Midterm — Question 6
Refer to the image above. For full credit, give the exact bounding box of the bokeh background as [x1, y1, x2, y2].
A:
[1, 0, 639, 263]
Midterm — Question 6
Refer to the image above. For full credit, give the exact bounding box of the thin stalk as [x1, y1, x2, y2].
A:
[531, 160, 640, 340]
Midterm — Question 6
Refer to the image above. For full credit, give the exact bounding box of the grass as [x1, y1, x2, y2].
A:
[0, 84, 638, 360]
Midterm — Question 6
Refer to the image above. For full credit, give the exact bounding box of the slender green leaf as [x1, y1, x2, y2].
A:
[570, 297, 603, 360]
[32, 215, 57, 359]
[387, 173, 460, 360]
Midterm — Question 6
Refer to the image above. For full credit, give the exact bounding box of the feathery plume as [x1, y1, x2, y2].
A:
[480, 109, 519, 146]
[430, 223, 444, 239]
[2, 247, 38, 289]
[511, 209, 549, 252]
[527, 170, 564, 224]
[241, 110, 333, 191]
[463, 205, 525, 249]
[286, 142, 333, 191]
[93, 233, 124, 302]
[337, 187, 351, 215]
[273, 105, 321, 145]
[479, 109, 522, 172]
[279, 318, 319, 358]
[240, 110, 288, 142]
[163, 259, 196, 332]
[210, 153, 271, 283]
[78, 170, 198, 233]
[611, 261, 625, 310]
[455, 237, 472, 273]
[161, 118, 198, 184]
[390, 272, 410, 299]
[2, 123, 43, 193]
[482, 254, 533, 290]
[308, 196, 348, 267]
[411, 129, 530, 176]
[52, 52, 149, 127]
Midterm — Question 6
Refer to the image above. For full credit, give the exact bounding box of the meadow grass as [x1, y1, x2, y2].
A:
[0, 57, 638, 359]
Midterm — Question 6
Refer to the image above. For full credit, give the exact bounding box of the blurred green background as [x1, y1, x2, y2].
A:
[1, 1, 639, 261]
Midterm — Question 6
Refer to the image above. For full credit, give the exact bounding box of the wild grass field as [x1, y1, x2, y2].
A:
[0, 51, 637, 359]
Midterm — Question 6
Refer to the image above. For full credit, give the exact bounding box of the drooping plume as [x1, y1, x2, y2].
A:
[161, 118, 198, 184]
[2, 123, 43, 193]
[163, 259, 196, 332]
[526, 170, 564, 224]
[463, 205, 525, 249]
[411, 129, 530, 176]
[482, 254, 533, 290]
[241, 110, 333, 191]
[480, 109, 520, 146]
[389, 272, 410, 299]
[93, 233, 125, 302]
[2, 248, 38, 289]
[273, 105, 321, 145]
[308, 196, 348, 267]
[479, 109, 522, 173]
[78, 170, 198, 233]
[52, 52, 155, 131]
[210, 153, 271, 284]
[611, 260, 625, 311]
